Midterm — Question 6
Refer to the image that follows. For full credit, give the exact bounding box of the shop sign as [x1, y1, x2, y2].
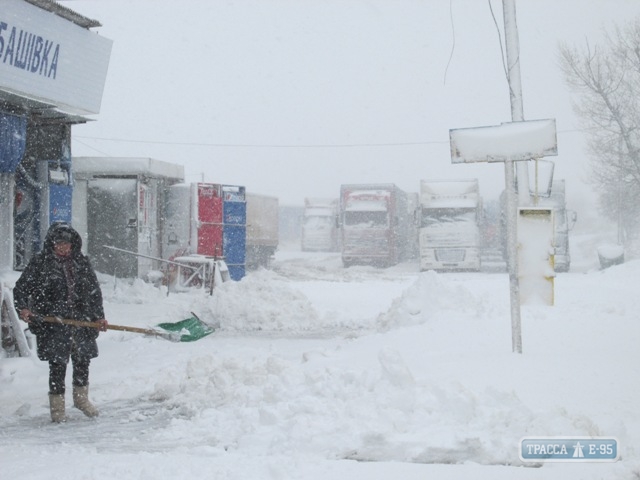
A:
[0, 0, 112, 115]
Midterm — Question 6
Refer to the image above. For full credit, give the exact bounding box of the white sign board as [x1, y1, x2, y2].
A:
[449, 119, 558, 163]
[0, 0, 112, 115]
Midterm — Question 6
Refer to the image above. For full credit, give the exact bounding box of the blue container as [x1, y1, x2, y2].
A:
[222, 186, 246, 280]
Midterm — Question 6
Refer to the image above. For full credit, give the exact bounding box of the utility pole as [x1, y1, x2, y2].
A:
[502, 0, 528, 353]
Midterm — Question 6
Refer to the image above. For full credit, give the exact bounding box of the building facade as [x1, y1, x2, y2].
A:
[0, 0, 112, 271]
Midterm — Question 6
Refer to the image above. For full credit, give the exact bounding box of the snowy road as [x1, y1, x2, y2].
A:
[1, 248, 639, 479]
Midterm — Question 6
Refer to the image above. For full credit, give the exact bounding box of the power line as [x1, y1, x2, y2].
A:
[72, 135, 450, 148]
[73, 128, 586, 150]
[73, 137, 113, 156]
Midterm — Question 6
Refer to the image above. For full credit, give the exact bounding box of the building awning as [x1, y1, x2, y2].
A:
[0, 90, 89, 125]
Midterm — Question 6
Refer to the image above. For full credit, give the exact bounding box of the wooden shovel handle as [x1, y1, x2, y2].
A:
[42, 316, 166, 336]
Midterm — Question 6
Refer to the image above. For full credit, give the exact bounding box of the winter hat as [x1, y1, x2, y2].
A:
[50, 223, 75, 244]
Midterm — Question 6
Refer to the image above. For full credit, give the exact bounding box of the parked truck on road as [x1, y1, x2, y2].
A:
[418, 179, 482, 272]
[245, 193, 279, 270]
[525, 179, 576, 272]
[339, 183, 413, 267]
[301, 198, 339, 252]
[498, 178, 577, 273]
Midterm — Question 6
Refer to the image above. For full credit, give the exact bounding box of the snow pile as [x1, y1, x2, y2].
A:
[376, 270, 484, 330]
[131, 342, 571, 467]
[204, 269, 319, 333]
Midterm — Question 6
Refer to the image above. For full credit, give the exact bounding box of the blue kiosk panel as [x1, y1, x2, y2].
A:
[222, 186, 246, 280]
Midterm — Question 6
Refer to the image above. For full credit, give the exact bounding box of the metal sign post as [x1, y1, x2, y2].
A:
[504, 158, 521, 353]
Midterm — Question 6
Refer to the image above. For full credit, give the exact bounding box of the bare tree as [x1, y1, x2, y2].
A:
[559, 19, 640, 249]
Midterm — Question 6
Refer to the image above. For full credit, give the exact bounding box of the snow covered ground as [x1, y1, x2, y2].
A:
[1, 239, 639, 479]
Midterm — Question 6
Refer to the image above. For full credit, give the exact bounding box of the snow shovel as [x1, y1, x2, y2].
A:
[156, 313, 216, 342]
[39, 312, 214, 343]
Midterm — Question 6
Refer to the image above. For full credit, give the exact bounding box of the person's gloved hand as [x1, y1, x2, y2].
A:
[19, 308, 34, 323]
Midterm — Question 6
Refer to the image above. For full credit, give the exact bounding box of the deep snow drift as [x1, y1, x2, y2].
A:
[0, 244, 638, 479]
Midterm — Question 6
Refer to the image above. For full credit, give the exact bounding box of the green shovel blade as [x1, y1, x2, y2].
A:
[156, 315, 215, 342]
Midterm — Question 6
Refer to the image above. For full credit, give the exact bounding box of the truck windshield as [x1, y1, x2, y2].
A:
[304, 216, 332, 228]
[421, 209, 476, 228]
[344, 211, 388, 227]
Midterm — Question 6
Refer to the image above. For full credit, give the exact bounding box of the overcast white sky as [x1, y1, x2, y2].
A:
[65, 0, 640, 213]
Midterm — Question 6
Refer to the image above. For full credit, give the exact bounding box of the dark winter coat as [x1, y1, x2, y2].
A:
[13, 223, 105, 364]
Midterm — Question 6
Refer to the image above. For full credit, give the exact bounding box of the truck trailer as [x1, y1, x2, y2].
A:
[418, 179, 482, 272]
[339, 183, 412, 267]
[245, 193, 279, 270]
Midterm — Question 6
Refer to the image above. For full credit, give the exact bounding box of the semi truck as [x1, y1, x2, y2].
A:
[499, 179, 577, 273]
[301, 197, 339, 252]
[338, 183, 412, 267]
[245, 193, 279, 270]
[418, 179, 482, 272]
[528, 179, 576, 272]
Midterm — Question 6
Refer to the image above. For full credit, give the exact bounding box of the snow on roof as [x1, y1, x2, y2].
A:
[343, 189, 391, 212]
[420, 179, 479, 208]
[347, 190, 391, 198]
[25, 0, 102, 29]
[420, 179, 478, 196]
[72, 157, 185, 181]
[304, 198, 337, 207]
